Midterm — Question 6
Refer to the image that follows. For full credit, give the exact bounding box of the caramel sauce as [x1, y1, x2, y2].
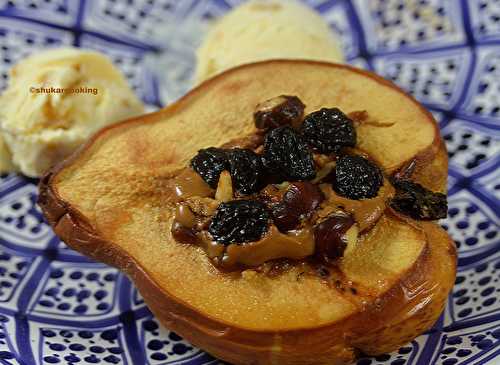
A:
[320, 179, 395, 232]
[169, 165, 394, 269]
[169, 137, 394, 271]
[170, 168, 213, 200]
[225, 226, 315, 268]
[174, 204, 196, 228]
[198, 225, 315, 270]
[198, 231, 226, 259]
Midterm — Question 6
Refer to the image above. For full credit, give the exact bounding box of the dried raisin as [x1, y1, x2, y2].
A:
[208, 200, 270, 244]
[262, 126, 316, 181]
[390, 179, 447, 220]
[190, 147, 228, 188]
[301, 108, 356, 153]
[334, 155, 383, 200]
[227, 148, 264, 195]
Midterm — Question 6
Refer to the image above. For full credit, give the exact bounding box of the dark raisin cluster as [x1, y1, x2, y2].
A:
[208, 200, 270, 244]
[190, 147, 228, 189]
[188, 96, 394, 246]
[191, 147, 263, 195]
[192, 100, 363, 197]
[390, 179, 447, 220]
[227, 148, 264, 195]
[301, 108, 356, 154]
[333, 155, 383, 200]
[262, 126, 316, 181]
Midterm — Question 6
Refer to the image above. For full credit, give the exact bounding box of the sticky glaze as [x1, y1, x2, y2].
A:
[171, 168, 213, 200]
[320, 179, 395, 232]
[200, 225, 315, 269]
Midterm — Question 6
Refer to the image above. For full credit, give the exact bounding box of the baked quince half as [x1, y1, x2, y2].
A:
[39, 61, 456, 365]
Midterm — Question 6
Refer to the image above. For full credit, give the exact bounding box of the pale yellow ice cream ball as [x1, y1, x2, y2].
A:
[195, 0, 344, 83]
[0, 47, 145, 177]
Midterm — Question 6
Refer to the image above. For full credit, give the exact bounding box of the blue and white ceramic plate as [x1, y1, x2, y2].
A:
[0, 1, 498, 364]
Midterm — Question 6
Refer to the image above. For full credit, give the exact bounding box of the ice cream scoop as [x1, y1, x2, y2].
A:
[0, 48, 144, 177]
[195, 0, 344, 83]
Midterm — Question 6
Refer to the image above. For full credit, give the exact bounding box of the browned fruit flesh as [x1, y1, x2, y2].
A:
[39, 61, 455, 365]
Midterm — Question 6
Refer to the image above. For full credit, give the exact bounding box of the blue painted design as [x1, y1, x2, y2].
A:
[37, 325, 129, 365]
[0, 1, 498, 364]
[28, 263, 120, 319]
[373, 48, 471, 109]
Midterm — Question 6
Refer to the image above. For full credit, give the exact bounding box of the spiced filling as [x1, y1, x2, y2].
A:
[169, 95, 448, 271]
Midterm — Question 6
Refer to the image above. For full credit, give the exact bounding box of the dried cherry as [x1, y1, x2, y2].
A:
[314, 214, 354, 262]
[254, 95, 305, 130]
[269, 182, 324, 232]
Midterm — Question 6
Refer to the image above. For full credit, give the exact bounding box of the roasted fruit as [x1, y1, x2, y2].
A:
[390, 179, 448, 220]
[301, 107, 356, 153]
[314, 214, 354, 262]
[269, 182, 324, 231]
[190, 147, 228, 188]
[334, 155, 383, 200]
[254, 95, 305, 130]
[208, 200, 270, 244]
[262, 126, 316, 181]
[227, 148, 263, 195]
[39, 61, 455, 365]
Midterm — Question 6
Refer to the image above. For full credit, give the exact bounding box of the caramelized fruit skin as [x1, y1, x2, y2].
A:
[334, 155, 383, 200]
[190, 147, 229, 188]
[208, 200, 270, 244]
[390, 179, 448, 220]
[301, 107, 356, 153]
[39, 61, 455, 365]
[262, 126, 316, 181]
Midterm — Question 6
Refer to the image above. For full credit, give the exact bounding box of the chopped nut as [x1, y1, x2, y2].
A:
[185, 197, 219, 216]
[276, 181, 290, 190]
[242, 269, 259, 280]
[313, 153, 333, 168]
[215, 170, 233, 202]
[312, 161, 336, 184]
[343, 224, 359, 257]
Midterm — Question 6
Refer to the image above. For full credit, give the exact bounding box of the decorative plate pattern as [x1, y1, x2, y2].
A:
[0, 0, 499, 364]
